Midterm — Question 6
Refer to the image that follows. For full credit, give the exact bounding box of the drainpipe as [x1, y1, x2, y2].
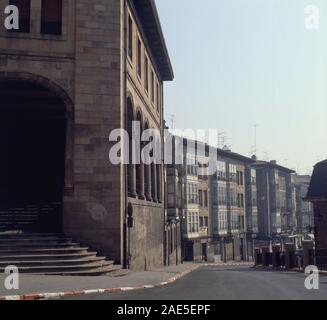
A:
[123, 0, 128, 269]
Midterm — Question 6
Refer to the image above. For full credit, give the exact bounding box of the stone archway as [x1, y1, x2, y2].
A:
[0, 73, 73, 233]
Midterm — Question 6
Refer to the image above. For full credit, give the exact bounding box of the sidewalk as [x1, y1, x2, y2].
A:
[0, 262, 254, 300]
[0, 263, 200, 300]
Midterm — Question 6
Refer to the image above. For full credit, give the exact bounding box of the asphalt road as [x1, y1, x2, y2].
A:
[64, 266, 327, 300]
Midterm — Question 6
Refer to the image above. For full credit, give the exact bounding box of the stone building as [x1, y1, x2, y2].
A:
[306, 160, 327, 269]
[0, 0, 173, 271]
[253, 161, 296, 240]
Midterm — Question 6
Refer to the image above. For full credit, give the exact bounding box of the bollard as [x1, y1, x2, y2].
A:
[254, 249, 261, 266]
[272, 245, 281, 269]
[302, 240, 314, 271]
[284, 243, 296, 270]
[261, 246, 271, 267]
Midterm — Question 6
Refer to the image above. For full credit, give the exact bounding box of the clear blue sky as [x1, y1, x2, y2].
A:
[156, 0, 327, 174]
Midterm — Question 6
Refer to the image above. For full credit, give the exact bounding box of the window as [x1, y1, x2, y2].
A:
[156, 82, 160, 111]
[186, 154, 197, 176]
[203, 190, 208, 207]
[199, 190, 203, 207]
[237, 193, 244, 208]
[145, 56, 149, 92]
[204, 217, 209, 227]
[187, 183, 198, 205]
[128, 16, 133, 60]
[231, 212, 240, 230]
[41, 0, 62, 35]
[187, 212, 199, 233]
[218, 184, 227, 206]
[137, 38, 142, 78]
[237, 171, 244, 185]
[217, 161, 226, 180]
[9, 0, 30, 33]
[151, 71, 155, 103]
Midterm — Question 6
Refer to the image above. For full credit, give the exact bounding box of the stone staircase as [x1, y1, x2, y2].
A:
[0, 233, 126, 276]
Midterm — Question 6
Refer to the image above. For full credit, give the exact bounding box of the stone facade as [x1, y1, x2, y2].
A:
[0, 0, 173, 271]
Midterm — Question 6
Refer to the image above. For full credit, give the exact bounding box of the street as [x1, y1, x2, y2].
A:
[63, 266, 327, 300]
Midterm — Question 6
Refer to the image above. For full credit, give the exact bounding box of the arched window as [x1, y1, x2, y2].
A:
[127, 98, 136, 197]
[151, 131, 157, 202]
[144, 122, 152, 201]
[135, 111, 145, 199]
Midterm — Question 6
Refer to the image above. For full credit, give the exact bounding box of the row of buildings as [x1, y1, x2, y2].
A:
[165, 137, 315, 264]
[0, 0, 315, 271]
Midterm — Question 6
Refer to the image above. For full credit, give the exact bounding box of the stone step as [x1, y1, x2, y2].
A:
[0, 256, 106, 267]
[0, 233, 124, 276]
[0, 233, 61, 238]
[0, 237, 73, 244]
[0, 260, 115, 274]
[0, 247, 90, 256]
[0, 242, 80, 249]
[0, 252, 97, 261]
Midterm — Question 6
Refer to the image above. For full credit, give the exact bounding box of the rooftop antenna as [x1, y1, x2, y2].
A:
[217, 132, 226, 149]
[251, 124, 259, 156]
[166, 113, 175, 131]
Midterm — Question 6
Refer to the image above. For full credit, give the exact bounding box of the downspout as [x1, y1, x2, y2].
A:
[123, 0, 128, 269]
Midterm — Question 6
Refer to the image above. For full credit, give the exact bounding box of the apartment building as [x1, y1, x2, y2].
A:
[253, 161, 296, 240]
[294, 175, 314, 235]
[166, 137, 259, 263]
[211, 148, 255, 262]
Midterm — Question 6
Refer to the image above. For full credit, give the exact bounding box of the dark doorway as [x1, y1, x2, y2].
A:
[0, 80, 66, 233]
[202, 243, 207, 262]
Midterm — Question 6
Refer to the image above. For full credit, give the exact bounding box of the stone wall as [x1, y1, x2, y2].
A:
[64, 0, 124, 263]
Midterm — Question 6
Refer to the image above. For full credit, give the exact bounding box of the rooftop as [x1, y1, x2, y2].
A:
[132, 0, 174, 81]
[252, 160, 295, 174]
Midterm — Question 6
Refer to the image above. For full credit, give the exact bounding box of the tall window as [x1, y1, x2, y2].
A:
[156, 82, 160, 111]
[137, 38, 142, 78]
[9, 0, 31, 33]
[128, 16, 133, 60]
[145, 56, 149, 92]
[41, 0, 62, 35]
[151, 71, 155, 103]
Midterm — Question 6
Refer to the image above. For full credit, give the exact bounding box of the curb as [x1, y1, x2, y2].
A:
[0, 265, 200, 301]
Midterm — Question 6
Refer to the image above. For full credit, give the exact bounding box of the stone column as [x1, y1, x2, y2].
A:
[137, 163, 145, 200]
[302, 240, 314, 271]
[129, 164, 137, 198]
[145, 164, 152, 201]
[272, 245, 281, 269]
[284, 243, 295, 270]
